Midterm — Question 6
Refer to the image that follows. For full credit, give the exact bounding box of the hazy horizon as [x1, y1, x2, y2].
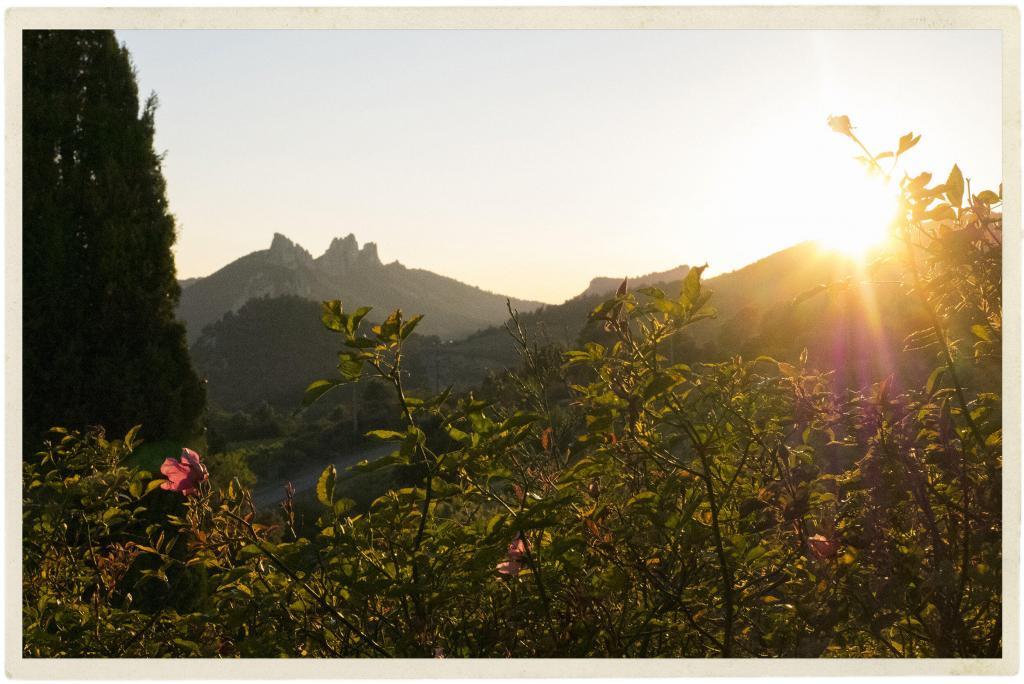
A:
[118, 29, 1001, 304]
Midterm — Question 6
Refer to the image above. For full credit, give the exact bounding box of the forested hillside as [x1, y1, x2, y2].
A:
[191, 295, 444, 410]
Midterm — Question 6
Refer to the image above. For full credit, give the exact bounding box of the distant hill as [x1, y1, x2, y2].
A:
[451, 242, 851, 352]
[581, 264, 691, 298]
[442, 241, 935, 391]
[190, 241, 954, 412]
[177, 233, 544, 342]
[191, 295, 465, 411]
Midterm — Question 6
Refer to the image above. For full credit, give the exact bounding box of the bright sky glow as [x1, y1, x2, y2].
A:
[792, 152, 902, 258]
[117, 29, 1002, 303]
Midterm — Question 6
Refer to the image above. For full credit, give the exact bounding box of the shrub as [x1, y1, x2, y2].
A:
[23, 120, 1001, 657]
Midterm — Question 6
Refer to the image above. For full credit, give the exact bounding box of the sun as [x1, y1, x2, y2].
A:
[814, 159, 900, 258]
[740, 129, 903, 263]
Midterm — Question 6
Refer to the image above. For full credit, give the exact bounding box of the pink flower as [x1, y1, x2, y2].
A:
[808, 534, 839, 560]
[496, 533, 527, 577]
[495, 559, 522, 576]
[159, 448, 208, 496]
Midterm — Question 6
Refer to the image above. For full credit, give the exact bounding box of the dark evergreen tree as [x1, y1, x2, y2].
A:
[22, 30, 204, 446]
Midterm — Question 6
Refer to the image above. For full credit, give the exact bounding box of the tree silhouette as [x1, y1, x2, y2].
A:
[22, 30, 204, 446]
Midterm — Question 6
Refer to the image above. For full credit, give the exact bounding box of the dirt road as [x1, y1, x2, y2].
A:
[252, 443, 395, 509]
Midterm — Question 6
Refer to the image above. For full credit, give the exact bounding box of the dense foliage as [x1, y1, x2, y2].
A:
[24, 122, 1002, 658]
[22, 30, 205, 447]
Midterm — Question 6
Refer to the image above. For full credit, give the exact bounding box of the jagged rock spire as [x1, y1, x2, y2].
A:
[316, 233, 381, 271]
[267, 233, 313, 268]
[358, 241, 380, 266]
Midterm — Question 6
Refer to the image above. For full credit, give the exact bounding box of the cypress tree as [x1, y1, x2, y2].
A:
[22, 30, 205, 447]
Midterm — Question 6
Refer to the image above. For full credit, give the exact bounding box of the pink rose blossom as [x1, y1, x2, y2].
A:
[808, 534, 839, 560]
[159, 448, 208, 496]
[497, 533, 528, 577]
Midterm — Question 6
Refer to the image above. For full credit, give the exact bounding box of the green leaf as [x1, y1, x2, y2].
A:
[445, 424, 469, 442]
[239, 544, 265, 558]
[637, 286, 666, 299]
[102, 507, 124, 523]
[406, 426, 427, 445]
[214, 566, 253, 590]
[316, 465, 337, 507]
[745, 545, 768, 562]
[321, 300, 345, 332]
[925, 366, 946, 396]
[172, 638, 200, 654]
[345, 337, 376, 349]
[337, 354, 363, 381]
[366, 429, 405, 441]
[649, 298, 682, 316]
[626, 491, 658, 508]
[485, 513, 505, 537]
[124, 424, 143, 450]
[502, 412, 542, 430]
[303, 379, 341, 406]
[642, 373, 679, 401]
[351, 451, 404, 472]
[681, 265, 707, 306]
[348, 306, 372, 333]
[945, 164, 964, 208]
[333, 498, 355, 516]
[400, 314, 424, 340]
[375, 310, 402, 341]
[971, 324, 991, 342]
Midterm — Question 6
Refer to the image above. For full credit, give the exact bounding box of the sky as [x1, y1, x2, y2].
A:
[117, 29, 1002, 304]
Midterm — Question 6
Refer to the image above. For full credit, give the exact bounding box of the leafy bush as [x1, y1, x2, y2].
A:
[23, 120, 1001, 658]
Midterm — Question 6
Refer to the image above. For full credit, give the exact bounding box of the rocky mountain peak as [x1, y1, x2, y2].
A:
[267, 233, 313, 268]
[358, 241, 381, 267]
[317, 233, 360, 271]
[177, 229, 546, 345]
[316, 234, 382, 272]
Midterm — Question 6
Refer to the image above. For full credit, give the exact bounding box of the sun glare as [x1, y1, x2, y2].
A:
[741, 132, 903, 265]
[814, 160, 900, 258]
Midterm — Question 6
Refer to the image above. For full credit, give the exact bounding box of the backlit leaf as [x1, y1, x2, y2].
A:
[303, 379, 341, 406]
[945, 164, 964, 208]
[316, 465, 337, 507]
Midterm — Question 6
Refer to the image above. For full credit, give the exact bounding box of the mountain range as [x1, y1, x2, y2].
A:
[177, 233, 544, 342]
[188, 239, 948, 412]
[429, 240, 949, 399]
